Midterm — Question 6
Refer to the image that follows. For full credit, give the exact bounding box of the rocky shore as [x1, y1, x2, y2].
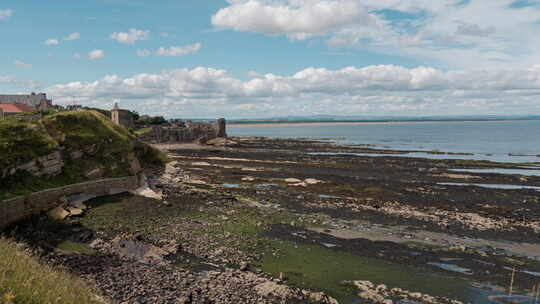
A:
[6, 137, 540, 303]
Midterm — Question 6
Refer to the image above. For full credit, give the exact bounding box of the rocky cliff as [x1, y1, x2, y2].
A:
[0, 110, 166, 200]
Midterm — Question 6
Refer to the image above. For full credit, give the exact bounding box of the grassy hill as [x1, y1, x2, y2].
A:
[0, 110, 167, 200]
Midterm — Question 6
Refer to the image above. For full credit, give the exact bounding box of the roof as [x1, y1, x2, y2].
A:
[0, 93, 48, 107]
[0, 103, 36, 113]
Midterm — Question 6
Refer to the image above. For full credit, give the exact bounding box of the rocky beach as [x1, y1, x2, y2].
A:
[7, 136, 540, 304]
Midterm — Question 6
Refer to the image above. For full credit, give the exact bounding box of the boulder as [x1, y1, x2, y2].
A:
[309, 292, 340, 304]
[85, 167, 104, 179]
[285, 178, 302, 183]
[48, 207, 70, 220]
[305, 178, 323, 184]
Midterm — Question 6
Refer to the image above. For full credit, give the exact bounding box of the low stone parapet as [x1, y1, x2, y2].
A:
[0, 176, 140, 230]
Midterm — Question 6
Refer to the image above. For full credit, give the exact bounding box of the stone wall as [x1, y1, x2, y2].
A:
[0, 176, 140, 230]
[111, 104, 135, 129]
[138, 118, 227, 144]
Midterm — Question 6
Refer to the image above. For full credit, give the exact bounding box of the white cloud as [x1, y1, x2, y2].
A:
[73, 52, 82, 59]
[64, 32, 81, 40]
[211, 0, 540, 69]
[0, 9, 13, 20]
[212, 0, 378, 40]
[156, 43, 202, 56]
[14, 60, 32, 69]
[46, 65, 540, 118]
[44, 38, 59, 46]
[136, 49, 151, 57]
[110, 28, 150, 45]
[88, 49, 105, 60]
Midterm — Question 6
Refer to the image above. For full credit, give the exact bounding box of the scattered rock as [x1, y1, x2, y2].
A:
[189, 179, 208, 185]
[206, 138, 238, 147]
[85, 167, 104, 179]
[346, 280, 462, 304]
[285, 178, 302, 183]
[254, 281, 303, 301]
[48, 206, 70, 220]
[66, 207, 84, 216]
[305, 178, 323, 185]
[308, 292, 340, 304]
[435, 173, 480, 180]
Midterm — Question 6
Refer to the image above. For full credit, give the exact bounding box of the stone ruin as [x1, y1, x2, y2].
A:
[111, 102, 135, 129]
[109, 103, 227, 144]
[140, 118, 227, 144]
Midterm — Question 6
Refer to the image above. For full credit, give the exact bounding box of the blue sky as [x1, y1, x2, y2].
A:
[2, 0, 540, 118]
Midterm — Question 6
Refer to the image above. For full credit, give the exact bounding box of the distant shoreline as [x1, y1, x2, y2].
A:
[227, 119, 538, 128]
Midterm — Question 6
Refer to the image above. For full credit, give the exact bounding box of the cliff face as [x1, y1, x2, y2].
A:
[0, 110, 166, 200]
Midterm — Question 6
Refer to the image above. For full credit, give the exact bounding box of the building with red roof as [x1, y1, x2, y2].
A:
[0, 103, 36, 119]
[0, 93, 52, 110]
[0, 92, 53, 119]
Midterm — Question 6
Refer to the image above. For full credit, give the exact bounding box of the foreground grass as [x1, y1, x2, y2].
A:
[0, 238, 104, 304]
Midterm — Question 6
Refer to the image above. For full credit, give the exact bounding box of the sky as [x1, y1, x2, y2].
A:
[2, 0, 540, 118]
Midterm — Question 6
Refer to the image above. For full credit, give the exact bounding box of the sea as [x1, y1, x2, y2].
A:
[228, 120, 540, 164]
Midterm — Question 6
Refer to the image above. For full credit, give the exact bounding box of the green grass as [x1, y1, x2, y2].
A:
[0, 119, 58, 168]
[0, 238, 104, 304]
[56, 240, 93, 254]
[42, 110, 133, 153]
[134, 127, 152, 135]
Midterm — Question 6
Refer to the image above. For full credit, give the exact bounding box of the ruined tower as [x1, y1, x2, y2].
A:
[111, 102, 120, 125]
[215, 118, 227, 138]
[111, 102, 134, 129]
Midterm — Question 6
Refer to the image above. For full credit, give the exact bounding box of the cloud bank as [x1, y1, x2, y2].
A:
[46, 65, 540, 118]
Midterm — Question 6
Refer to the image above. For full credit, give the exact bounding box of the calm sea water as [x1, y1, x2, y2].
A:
[228, 120, 540, 163]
